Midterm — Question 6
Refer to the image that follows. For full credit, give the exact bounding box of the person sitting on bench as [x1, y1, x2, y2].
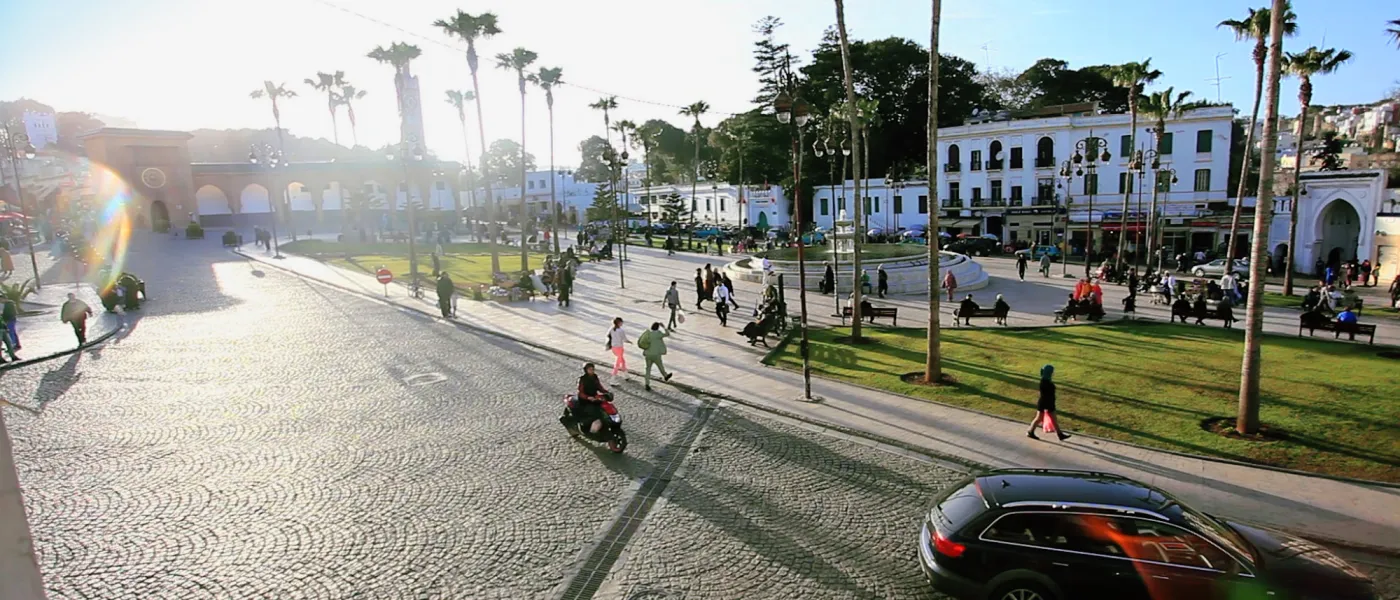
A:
[958, 294, 980, 326]
[1301, 286, 1322, 312]
[1336, 307, 1360, 340]
[738, 313, 776, 345]
[993, 294, 1010, 326]
[1171, 296, 1192, 324]
[1192, 295, 1209, 326]
[845, 294, 876, 324]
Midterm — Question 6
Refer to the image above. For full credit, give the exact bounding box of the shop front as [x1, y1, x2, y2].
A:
[1005, 206, 1064, 247]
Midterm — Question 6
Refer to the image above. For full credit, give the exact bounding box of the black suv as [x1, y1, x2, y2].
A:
[945, 237, 1000, 257]
[918, 469, 1376, 600]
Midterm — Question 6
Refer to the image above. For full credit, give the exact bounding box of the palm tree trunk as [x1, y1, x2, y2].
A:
[1228, 44, 1267, 262]
[549, 101, 560, 255]
[328, 99, 340, 146]
[468, 56, 499, 275]
[690, 132, 698, 250]
[1148, 124, 1164, 271]
[1238, 0, 1286, 436]
[519, 84, 530, 273]
[1283, 90, 1310, 296]
[835, 0, 864, 342]
[924, 0, 942, 383]
[349, 107, 360, 146]
[1117, 99, 1137, 272]
[457, 115, 470, 225]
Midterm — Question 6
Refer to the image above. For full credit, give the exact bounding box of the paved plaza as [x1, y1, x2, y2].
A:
[0, 231, 1396, 598]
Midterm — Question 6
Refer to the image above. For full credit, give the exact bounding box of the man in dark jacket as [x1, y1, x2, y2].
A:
[958, 294, 980, 326]
[436, 272, 455, 318]
[877, 265, 889, 298]
[694, 268, 706, 310]
[61, 293, 93, 345]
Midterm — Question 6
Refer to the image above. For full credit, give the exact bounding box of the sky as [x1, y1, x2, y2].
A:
[2, 0, 1396, 169]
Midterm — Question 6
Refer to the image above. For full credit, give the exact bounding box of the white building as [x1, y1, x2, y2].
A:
[1265, 169, 1400, 282]
[22, 111, 57, 149]
[813, 104, 1236, 255]
[632, 182, 790, 229]
[478, 170, 602, 225]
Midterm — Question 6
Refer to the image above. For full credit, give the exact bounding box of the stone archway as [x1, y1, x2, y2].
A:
[1317, 199, 1360, 270]
[195, 185, 233, 227]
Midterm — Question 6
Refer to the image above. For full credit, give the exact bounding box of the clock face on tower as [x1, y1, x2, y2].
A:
[141, 167, 167, 189]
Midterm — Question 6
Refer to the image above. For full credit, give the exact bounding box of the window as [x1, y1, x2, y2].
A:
[971, 150, 983, 171]
[838, 197, 846, 212]
[1196, 129, 1213, 153]
[706, 198, 712, 211]
[1010, 147, 1024, 169]
[1011, 185, 1023, 201]
[1036, 137, 1055, 167]
[1085, 173, 1099, 196]
[1091, 516, 1236, 572]
[1037, 178, 1054, 201]
[691, 199, 697, 211]
[894, 195, 903, 214]
[435, 181, 447, 190]
[864, 197, 872, 215]
[1159, 132, 1174, 154]
[972, 187, 983, 202]
[821, 197, 829, 216]
[1120, 135, 1133, 159]
[1194, 169, 1210, 192]
[989, 140, 1004, 169]
[874, 197, 881, 213]
[1118, 172, 1134, 194]
[990, 180, 1003, 201]
[918, 195, 928, 214]
[982, 513, 1127, 558]
[949, 182, 960, 200]
[947, 144, 961, 169]
[720, 198, 726, 212]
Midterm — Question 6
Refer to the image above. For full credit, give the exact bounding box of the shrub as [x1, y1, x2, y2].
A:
[1, 278, 37, 304]
[186, 222, 205, 239]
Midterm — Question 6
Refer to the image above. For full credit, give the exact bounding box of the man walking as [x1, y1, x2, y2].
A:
[61, 292, 92, 345]
[663, 281, 681, 332]
[0, 296, 19, 362]
[436, 272, 455, 318]
[876, 264, 889, 298]
[1016, 252, 1029, 281]
[713, 282, 731, 326]
[694, 268, 707, 310]
[1039, 252, 1052, 277]
[637, 322, 674, 391]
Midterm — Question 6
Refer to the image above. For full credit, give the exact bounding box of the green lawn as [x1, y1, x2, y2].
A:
[282, 239, 506, 257]
[329, 253, 547, 287]
[768, 323, 1400, 482]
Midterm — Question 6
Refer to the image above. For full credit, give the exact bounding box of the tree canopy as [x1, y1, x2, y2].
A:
[481, 139, 536, 185]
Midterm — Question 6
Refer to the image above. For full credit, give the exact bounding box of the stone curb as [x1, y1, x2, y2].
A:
[0, 317, 123, 372]
[233, 248, 987, 475]
[758, 330, 1400, 492]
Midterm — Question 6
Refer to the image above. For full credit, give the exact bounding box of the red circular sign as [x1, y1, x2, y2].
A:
[376, 268, 394, 284]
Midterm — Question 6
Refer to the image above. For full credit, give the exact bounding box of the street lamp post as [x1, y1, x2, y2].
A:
[387, 142, 424, 294]
[602, 147, 627, 288]
[814, 139, 843, 317]
[775, 55, 814, 402]
[1131, 148, 1175, 272]
[1, 126, 40, 288]
[249, 144, 285, 259]
[1070, 133, 1111, 277]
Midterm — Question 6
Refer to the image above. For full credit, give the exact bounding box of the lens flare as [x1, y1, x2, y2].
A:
[81, 164, 134, 293]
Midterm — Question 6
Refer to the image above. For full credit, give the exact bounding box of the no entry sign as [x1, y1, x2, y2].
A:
[376, 267, 393, 296]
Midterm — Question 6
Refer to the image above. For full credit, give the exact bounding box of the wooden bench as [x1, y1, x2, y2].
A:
[1298, 317, 1377, 344]
[952, 307, 1001, 326]
[841, 306, 898, 326]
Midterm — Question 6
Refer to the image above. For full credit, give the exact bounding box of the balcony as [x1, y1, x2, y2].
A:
[970, 160, 983, 171]
[1032, 196, 1058, 206]
[1035, 157, 1056, 169]
[944, 163, 961, 173]
[942, 199, 964, 208]
[1009, 159, 1024, 169]
[988, 159, 1004, 171]
[972, 198, 1008, 208]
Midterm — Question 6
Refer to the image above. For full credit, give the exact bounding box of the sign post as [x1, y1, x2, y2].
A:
[376, 267, 394, 297]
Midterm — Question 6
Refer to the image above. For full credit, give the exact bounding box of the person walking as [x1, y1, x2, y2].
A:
[663, 282, 682, 331]
[558, 264, 573, 308]
[430, 252, 441, 277]
[60, 292, 92, 345]
[821, 262, 835, 295]
[713, 281, 732, 326]
[720, 273, 739, 309]
[941, 269, 957, 302]
[1039, 252, 1052, 277]
[694, 268, 707, 310]
[1027, 364, 1070, 441]
[637, 322, 674, 391]
[877, 264, 889, 298]
[1360, 260, 1373, 287]
[1016, 252, 1028, 281]
[606, 317, 629, 378]
[435, 272, 455, 318]
[0, 245, 12, 277]
[0, 296, 19, 362]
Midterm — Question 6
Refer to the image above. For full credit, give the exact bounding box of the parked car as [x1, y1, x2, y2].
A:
[1192, 258, 1250, 279]
[944, 237, 1001, 257]
[1030, 244, 1062, 260]
[919, 469, 1376, 600]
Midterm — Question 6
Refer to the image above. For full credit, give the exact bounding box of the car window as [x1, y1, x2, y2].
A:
[935, 482, 987, 532]
[981, 513, 1126, 558]
[1080, 516, 1235, 572]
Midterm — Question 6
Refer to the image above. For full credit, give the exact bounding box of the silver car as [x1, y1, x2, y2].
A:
[1192, 258, 1249, 278]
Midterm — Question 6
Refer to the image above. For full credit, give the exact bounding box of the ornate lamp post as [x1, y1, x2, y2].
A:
[602, 146, 627, 288]
[1, 126, 40, 288]
[775, 54, 814, 402]
[249, 144, 286, 259]
[1069, 133, 1111, 277]
[814, 138, 845, 317]
[387, 142, 424, 294]
[1131, 148, 1177, 272]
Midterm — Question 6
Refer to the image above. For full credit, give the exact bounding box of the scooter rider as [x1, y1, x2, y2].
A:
[575, 363, 611, 434]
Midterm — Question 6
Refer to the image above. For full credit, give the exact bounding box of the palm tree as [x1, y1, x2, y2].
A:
[304, 71, 346, 146]
[336, 84, 367, 147]
[496, 47, 539, 272]
[1238, 0, 1289, 436]
[1107, 59, 1161, 272]
[612, 118, 639, 224]
[530, 66, 564, 254]
[635, 122, 659, 233]
[589, 96, 618, 145]
[924, 0, 943, 384]
[249, 81, 297, 150]
[679, 101, 710, 249]
[435, 9, 502, 274]
[834, 0, 865, 342]
[855, 97, 881, 234]
[1140, 87, 1195, 268]
[1282, 46, 1353, 296]
[1387, 19, 1400, 47]
[367, 42, 422, 218]
[445, 89, 477, 223]
[1219, 3, 1298, 262]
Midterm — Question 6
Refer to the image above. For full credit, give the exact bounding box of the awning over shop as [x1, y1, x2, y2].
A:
[1102, 223, 1147, 232]
[938, 218, 980, 228]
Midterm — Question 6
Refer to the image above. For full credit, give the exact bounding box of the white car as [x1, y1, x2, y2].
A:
[1192, 258, 1250, 278]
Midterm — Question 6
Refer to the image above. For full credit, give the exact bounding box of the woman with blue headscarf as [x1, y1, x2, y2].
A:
[1028, 364, 1070, 441]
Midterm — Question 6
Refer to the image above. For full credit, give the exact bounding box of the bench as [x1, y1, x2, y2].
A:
[952, 307, 1002, 326]
[1054, 307, 1104, 324]
[841, 306, 898, 326]
[1298, 317, 1377, 344]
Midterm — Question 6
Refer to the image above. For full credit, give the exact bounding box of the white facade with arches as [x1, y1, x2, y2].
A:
[1267, 170, 1398, 280]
